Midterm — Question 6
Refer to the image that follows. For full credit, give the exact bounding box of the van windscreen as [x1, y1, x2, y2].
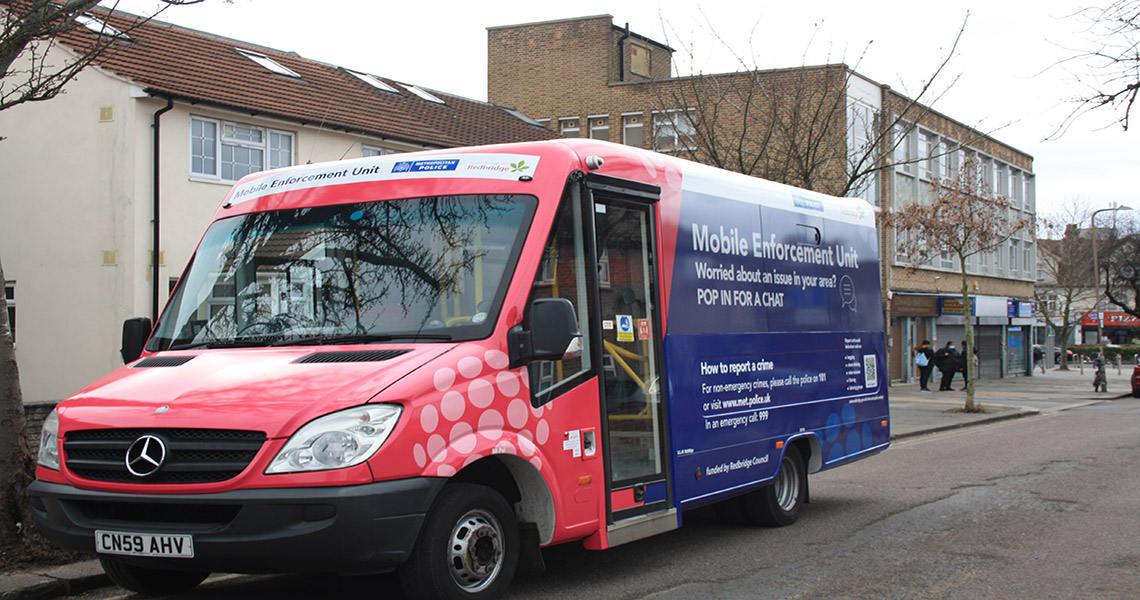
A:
[149, 194, 535, 351]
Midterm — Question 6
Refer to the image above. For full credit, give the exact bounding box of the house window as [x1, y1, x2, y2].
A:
[362, 145, 396, 157]
[622, 114, 644, 147]
[191, 117, 294, 182]
[893, 123, 914, 173]
[1010, 240, 1020, 274]
[559, 118, 580, 138]
[4, 281, 13, 342]
[589, 117, 609, 140]
[937, 140, 951, 179]
[918, 131, 935, 180]
[630, 43, 650, 75]
[652, 110, 695, 152]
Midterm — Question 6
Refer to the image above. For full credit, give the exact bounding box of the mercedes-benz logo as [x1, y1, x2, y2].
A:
[125, 434, 167, 478]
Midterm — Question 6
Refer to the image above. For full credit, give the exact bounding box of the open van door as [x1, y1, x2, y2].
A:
[585, 174, 676, 545]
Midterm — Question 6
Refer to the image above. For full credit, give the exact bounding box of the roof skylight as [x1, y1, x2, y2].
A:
[75, 14, 130, 41]
[400, 84, 446, 105]
[235, 48, 301, 78]
[347, 70, 399, 93]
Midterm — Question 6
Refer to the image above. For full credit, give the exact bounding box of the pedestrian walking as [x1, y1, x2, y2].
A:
[1033, 345, 1045, 374]
[934, 341, 960, 391]
[914, 340, 935, 392]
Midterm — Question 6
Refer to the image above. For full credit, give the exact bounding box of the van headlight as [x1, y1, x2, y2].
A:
[266, 404, 401, 474]
[37, 409, 60, 470]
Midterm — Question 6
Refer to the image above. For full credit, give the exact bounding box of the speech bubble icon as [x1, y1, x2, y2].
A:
[839, 274, 856, 310]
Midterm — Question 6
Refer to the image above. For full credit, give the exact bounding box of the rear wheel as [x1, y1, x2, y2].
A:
[99, 557, 208, 595]
[399, 483, 519, 600]
[741, 449, 806, 527]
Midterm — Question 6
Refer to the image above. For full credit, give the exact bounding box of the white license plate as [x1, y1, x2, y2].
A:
[95, 530, 194, 558]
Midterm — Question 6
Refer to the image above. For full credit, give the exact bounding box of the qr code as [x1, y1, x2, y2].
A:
[863, 354, 877, 388]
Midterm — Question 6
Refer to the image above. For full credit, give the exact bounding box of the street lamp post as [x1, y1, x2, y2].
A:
[1090, 205, 1134, 357]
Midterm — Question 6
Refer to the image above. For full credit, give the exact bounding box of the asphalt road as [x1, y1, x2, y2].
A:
[71, 396, 1140, 600]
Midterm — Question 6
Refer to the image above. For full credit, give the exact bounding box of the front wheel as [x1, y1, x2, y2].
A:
[741, 448, 806, 527]
[99, 557, 209, 595]
[399, 483, 519, 600]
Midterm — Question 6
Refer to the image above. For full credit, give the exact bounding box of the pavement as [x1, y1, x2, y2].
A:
[2, 366, 1134, 600]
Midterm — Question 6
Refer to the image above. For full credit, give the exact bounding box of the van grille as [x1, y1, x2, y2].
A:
[64, 429, 266, 484]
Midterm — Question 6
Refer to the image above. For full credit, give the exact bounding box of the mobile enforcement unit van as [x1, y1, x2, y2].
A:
[29, 139, 889, 599]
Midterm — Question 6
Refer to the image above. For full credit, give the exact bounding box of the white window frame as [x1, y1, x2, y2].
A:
[559, 118, 580, 138]
[622, 113, 644, 147]
[652, 109, 696, 152]
[190, 117, 294, 183]
[588, 116, 610, 141]
[346, 70, 399, 93]
[235, 48, 300, 78]
[362, 145, 396, 157]
[918, 131, 936, 181]
[400, 84, 446, 105]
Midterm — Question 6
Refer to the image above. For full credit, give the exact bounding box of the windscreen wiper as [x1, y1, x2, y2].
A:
[168, 339, 276, 350]
[269, 333, 453, 346]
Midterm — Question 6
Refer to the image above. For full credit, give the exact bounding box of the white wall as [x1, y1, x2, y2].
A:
[0, 46, 419, 403]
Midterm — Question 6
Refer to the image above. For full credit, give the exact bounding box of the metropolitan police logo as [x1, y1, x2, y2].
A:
[125, 434, 167, 478]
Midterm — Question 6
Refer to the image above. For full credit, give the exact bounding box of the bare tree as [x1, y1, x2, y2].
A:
[882, 155, 1033, 411]
[1054, 0, 1140, 134]
[1036, 203, 1099, 369]
[0, 0, 205, 561]
[1103, 213, 1140, 319]
[650, 16, 978, 199]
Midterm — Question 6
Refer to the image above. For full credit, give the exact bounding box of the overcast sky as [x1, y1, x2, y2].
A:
[106, 0, 1139, 219]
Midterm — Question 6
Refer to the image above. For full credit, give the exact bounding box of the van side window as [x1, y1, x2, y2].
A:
[525, 186, 594, 407]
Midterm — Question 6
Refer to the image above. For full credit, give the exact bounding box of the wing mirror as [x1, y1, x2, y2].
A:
[121, 317, 153, 363]
[508, 298, 582, 368]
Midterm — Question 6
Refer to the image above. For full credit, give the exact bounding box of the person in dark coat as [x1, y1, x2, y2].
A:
[934, 341, 960, 391]
[915, 340, 935, 392]
[959, 340, 975, 390]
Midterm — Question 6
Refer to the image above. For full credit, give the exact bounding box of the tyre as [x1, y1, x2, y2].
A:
[399, 483, 519, 600]
[99, 556, 209, 595]
[741, 449, 806, 527]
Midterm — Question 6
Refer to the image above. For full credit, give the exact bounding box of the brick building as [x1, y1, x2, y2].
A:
[488, 15, 1037, 380]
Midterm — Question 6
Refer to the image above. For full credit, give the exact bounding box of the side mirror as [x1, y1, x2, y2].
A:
[508, 298, 582, 368]
[121, 317, 153, 363]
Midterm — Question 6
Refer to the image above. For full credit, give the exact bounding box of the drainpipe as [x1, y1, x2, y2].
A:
[617, 23, 630, 82]
[152, 96, 174, 321]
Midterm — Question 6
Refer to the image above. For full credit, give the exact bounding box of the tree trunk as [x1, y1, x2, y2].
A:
[959, 260, 978, 412]
[0, 252, 35, 546]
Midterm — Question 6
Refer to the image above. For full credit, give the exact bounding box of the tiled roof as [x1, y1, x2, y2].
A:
[47, 4, 558, 148]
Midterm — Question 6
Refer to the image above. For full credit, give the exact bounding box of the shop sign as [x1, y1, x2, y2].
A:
[891, 294, 939, 317]
[1080, 311, 1140, 327]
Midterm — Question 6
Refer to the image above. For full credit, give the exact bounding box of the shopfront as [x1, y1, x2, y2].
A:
[889, 294, 940, 383]
[1081, 311, 1140, 345]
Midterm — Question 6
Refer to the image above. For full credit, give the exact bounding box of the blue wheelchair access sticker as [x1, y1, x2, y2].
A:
[392, 159, 460, 173]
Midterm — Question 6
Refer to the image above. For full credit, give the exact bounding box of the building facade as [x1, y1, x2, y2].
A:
[0, 7, 556, 404]
[488, 14, 1037, 381]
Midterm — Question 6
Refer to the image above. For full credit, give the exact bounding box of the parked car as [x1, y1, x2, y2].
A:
[1054, 348, 1075, 363]
[1132, 363, 1140, 398]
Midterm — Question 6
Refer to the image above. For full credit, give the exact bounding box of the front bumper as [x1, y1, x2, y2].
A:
[27, 477, 446, 574]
